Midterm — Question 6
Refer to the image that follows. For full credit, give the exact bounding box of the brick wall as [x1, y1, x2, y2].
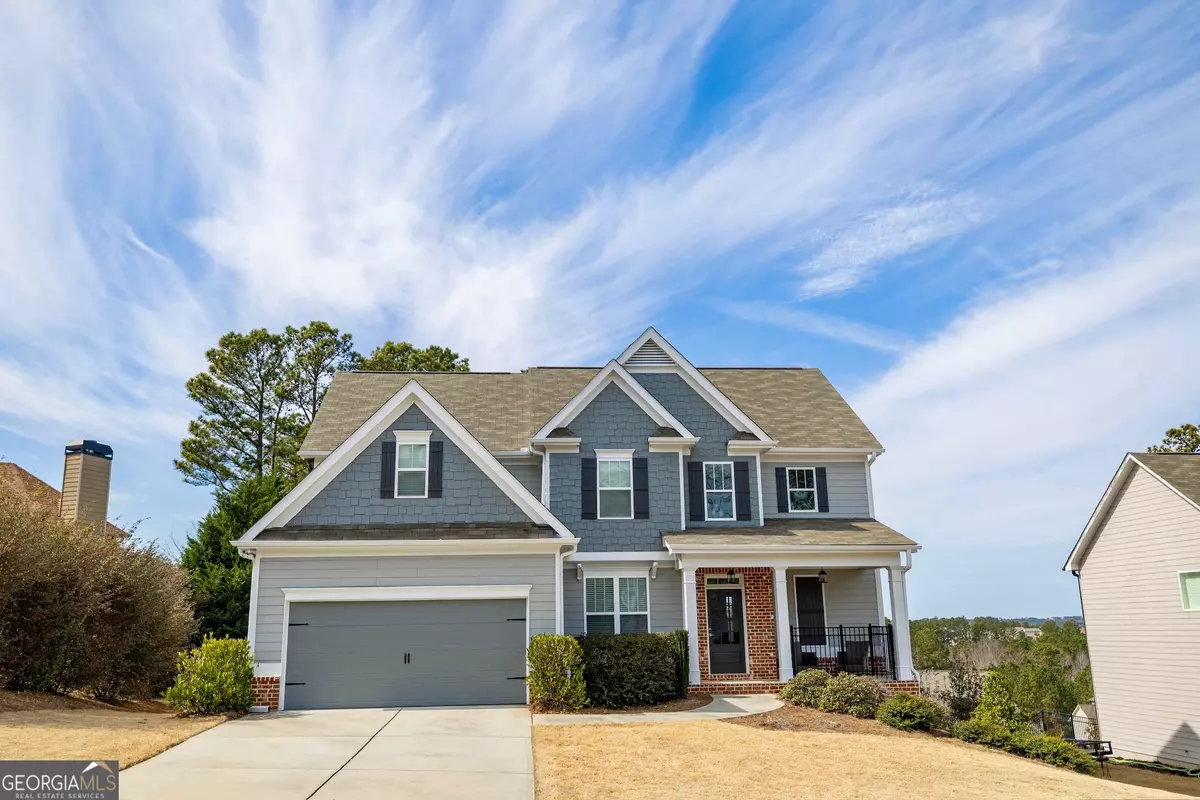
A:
[252, 676, 280, 710]
[697, 567, 779, 683]
[878, 679, 921, 696]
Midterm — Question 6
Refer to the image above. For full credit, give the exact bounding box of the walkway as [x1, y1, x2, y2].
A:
[533, 694, 782, 726]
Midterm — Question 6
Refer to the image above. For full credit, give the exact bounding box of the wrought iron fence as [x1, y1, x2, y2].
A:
[1034, 710, 1101, 740]
[790, 624, 896, 679]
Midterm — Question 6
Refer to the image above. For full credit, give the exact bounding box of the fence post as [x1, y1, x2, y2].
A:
[867, 624, 876, 676]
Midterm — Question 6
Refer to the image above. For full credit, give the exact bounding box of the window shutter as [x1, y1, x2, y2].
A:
[794, 576, 827, 645]
[427, 440, 444, 498]
[734, 461, 751, 521]
[687, 462, 704, 522]
[815, 466, 830, 513]
[633, 458, 649, 519]
[379, 440, 395, 499]
[581, 458, 597, 520]
[775, 467, 787, 513]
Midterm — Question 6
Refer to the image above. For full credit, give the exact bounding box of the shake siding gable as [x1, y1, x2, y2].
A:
[1079, 464, 1200, 767]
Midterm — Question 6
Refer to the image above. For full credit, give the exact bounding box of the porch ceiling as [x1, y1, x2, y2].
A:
[663, 518, 916, 552]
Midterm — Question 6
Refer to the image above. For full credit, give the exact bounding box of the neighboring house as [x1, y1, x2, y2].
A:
[1014, 626, 1043, 639]
[236, 328, 919, 711]
[1065, 452, 1200, 767]
[0, 440, 124, 538]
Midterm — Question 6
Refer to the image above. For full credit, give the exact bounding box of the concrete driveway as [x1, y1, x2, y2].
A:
[120, 706, 533, 800]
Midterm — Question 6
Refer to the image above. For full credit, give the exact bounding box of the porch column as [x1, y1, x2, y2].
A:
[887, 565, 915, 680]
[773, 566, 793, 682]
[682, 566, 701, 685]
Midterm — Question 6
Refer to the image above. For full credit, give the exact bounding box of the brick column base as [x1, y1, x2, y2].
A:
[252, 676, 280, 710]
[878, 679, 921, 696]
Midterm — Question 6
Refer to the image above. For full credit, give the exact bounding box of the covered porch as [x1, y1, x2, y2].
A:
[663, 520, 918, 692]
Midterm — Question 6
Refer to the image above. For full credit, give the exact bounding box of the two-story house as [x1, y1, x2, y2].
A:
[235, 328, 919, 711]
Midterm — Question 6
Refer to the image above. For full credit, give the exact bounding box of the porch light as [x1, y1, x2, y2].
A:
[726, 568, 736, 582]
[817, 569, 828, 584]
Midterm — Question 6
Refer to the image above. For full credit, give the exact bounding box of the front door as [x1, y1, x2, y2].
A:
[706, 588, 747, 675]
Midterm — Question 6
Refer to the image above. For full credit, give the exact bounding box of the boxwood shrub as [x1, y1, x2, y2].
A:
[526, 634, 587, 711]
[953, 719, 1098, 775]
[164, 635, 253, 715]
[876, 693, 947, 731]
[779, 669, 829, 708]
[667, 629, 689, 699]
[817, 672, 885, 718]
[577, 633, 678, 708]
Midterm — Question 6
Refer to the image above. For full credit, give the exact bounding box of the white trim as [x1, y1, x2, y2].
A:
[583, 572, 650, 634]
[1180, 569, 1200, 611]
[875, 568, 887, 626]
[565, 550, 672, 562]
[239, 538, 576, 558]
[678, 451, 687, 530]
[764, 447, 883, 457]
[683, 567, 700, 684]
[864, 457, 876, 518]
[531, 438, 582, 454]
[702, 461, 736, 521]
[246, 553, 260, 655]
[555, 548, 565, 634]
[772, 567, 793, 681]
[596, 452, 634, 521]
[393, 432, 431, 499]
[784, 467, 819, 514]
[1066, 454, 1200, 571]
[668, 544, 911, 560]
[253, 662, 281, 678]
[754, 452, 765, 527]
[298, 450, 332, 458]
[240, 380, 575, 540]
[541, 450, 550, 505]
[280, 584, 533, 603]
[727, 440, 778, 455]
[616, 328, 772, 441]
[703, 575, 751, 676]
[277, 585, 532, 711]
[674, 552, 906, 570]
[649, 436, 698, 453]
[533, 360, 694, 441]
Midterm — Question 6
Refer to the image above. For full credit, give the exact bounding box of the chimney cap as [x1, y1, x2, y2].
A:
[65, 440, 114, 460]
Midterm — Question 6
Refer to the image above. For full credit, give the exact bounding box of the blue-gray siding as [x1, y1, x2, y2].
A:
[762, 460, 871, 518]
[288, 405, 532, 526]
[549, 383, 681, 551]
[561, 564, 684, 635]
[632, 373, 760, 528]
[252, 554, 557, 663]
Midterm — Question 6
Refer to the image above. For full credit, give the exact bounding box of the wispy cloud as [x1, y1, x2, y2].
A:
[724, 302, 910, 354]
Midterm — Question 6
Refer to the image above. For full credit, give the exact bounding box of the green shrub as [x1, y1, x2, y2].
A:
[667, 629, 689, 699]
[164, 635, 253, 714]
[937, 660, 983, 721]
[817, 673, 885, 718]
[779, 669, 829, 708]
[577, 633, 678, 708]
[952, 719, 1098, 775]
[972, 671, 1029, 733]
[526, 634, 587, 711]
[876, 693, 947, 731]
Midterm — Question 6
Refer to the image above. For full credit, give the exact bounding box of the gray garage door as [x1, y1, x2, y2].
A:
[283, 599, 528, 710]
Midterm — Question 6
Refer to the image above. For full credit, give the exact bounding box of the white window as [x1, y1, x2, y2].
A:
[393, 432, 431, 498]
[787, 467, 817, 513]
[1181, 571, 1200, 611]
[597, 454, 633, 519]
[585, 576, 650, 634]
[704, 462, 735, 520]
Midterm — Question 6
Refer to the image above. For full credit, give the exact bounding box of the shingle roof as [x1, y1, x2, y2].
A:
[301, 366, 881, 454]
[663, 518, 916, 550]
[0, 462, 128, 538]
[1135, 453, 1200, 508]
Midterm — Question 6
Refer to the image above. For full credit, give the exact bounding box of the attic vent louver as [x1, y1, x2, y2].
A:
[625, 339, 673, 367]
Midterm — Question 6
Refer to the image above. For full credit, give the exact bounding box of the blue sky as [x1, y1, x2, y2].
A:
[1, 1, 1197, 619]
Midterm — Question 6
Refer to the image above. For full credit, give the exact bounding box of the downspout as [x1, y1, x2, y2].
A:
[239, 548, 259, 660]
[678, 450, 686, 530]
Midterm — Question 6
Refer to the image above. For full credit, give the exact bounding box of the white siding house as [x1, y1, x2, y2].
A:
[1066, 453, 1200, 767]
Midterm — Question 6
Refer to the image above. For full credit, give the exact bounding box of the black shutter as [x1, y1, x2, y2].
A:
[379, 440, 395, 499]
[795, 577, 827, 645]
[633, 458, 649, 519]
[581, 458, 597, 520]
[687, 462, 704, 522]
[734, 461, 751, 521]
[775, 467, 788, 513]
[427, 440, 444, 498]
[816, 466, 830, 513]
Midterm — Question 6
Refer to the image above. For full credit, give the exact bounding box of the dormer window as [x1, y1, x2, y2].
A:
[787, 467, 817, 512]
[596, 450, 634, 520]
[393, 431, 433, 498]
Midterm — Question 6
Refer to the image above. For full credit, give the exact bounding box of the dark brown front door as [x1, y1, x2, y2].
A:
[706, 588, 746, 674]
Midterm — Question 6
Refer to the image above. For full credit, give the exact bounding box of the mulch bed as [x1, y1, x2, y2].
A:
[724, 704, 911, 736]
[545, 694, 713, 715]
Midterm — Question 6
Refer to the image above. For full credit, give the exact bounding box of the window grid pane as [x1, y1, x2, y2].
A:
[397, 443, 427, 469]
[619, 578, 648, 613]
[789, 489, 815, 512]
[395, 470, 426, 496]
[1182, 572, 1200, 610]
[706, 492, 734, 520]
[598, 489, 632, 518]
[585, 578, 614, 613]
[788, 468, 814, 490]
[586, 614, 615, 635]
[620, 614, 648, 634]
[705, 463, 732, 490]
[598, 460, 632, 488]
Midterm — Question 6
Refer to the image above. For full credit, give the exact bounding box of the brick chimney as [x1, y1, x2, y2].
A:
[60, 440, 113, 529]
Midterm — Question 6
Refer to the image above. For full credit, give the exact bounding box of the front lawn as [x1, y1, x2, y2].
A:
[0, 691, 225, 768]
[532, 718, 1189, 799]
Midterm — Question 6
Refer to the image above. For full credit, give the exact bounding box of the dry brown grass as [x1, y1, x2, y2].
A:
[0, 691, 226, 768]
[532, 721, 1191, 799]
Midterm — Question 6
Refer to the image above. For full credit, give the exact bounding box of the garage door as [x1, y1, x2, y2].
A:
[283, 599, 528, 710]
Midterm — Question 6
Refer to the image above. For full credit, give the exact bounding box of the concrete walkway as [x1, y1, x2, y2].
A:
[120, 706, 533, 800]
[533, 694, 782, 725]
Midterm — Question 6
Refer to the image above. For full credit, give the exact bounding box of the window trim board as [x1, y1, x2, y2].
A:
[785, 466, 819, 514]
[1180, 569, 1200, 612]
[393, 430, 433, 499]
[596, 451, 635, 521]
[703, 461, 736, 522]
[584, 571, 651, 634]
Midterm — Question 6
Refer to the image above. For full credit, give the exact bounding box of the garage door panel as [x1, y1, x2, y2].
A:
[284, 598, 527, 710]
